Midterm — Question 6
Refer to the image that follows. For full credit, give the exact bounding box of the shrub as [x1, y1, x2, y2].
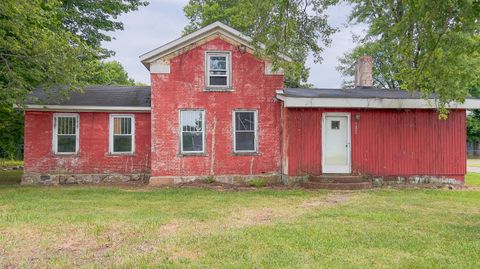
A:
[203, 176, 215, 184]
[248, 178, 267, 188]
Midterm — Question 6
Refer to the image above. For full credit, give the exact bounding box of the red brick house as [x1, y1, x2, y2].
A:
[22, 22, 480, 187]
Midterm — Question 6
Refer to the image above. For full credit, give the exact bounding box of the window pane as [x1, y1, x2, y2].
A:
[209, 76, 227, 86]
[209, 56, 226, 70]
[114, 117, 132, 135]
[182, 132, 203, 152]
[181, 111, 203, 132]
[57, 117, 76, 135]
[114, 136, 132, 152]
[57, 135, 76, 153]
[235, 112, 255, 131]
[235, 132, 255, 151]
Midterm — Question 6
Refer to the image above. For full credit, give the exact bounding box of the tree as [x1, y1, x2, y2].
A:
[0, 0, 94, 106]
[86, 61, 136, 86]
[0, 0, 147, 159]
[183, 0, 337, 87]
[467, 87, 480, 146]
[337, 42, 400, 89]
[60, 0, 148, 58]
[0, 107, 23, 159]
[338, 0, 480, 117]
[0, 0, 148, 107]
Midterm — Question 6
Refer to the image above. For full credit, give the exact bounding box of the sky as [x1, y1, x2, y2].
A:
[103, 0, 366, 88]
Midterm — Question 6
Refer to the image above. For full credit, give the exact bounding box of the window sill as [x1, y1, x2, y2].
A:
[232, 152, 260, 156]
[204, 87, 234, 92]
[178, 152, 207, 157]
[108, 152, 135, 156]
[53, 153, 78, 156]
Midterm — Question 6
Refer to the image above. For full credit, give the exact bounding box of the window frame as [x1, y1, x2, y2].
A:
[232, 110, 258, 153]
[205, 51, 232, 90]
[52, 113, 79, 155]
[179, 109, 206, 154]
[109, 114, 135, 155]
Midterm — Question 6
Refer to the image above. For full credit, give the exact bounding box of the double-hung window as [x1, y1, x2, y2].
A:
[109, 115, 135, 154]
[180, 110, 205, 153]
[206, 52, 231, 88]
[233, 110, 258, 153]
[53, 114, 79, 154]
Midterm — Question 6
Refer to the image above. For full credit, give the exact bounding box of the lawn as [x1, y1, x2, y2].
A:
[466, 172, 480, 186]
[0, 173, 479, 268]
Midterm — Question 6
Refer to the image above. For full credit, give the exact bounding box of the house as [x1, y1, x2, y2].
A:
[21, 22, 480, 187]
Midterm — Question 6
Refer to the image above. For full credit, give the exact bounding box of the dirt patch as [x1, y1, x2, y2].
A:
[158, 221, 181, 236]
[236, 208, 275, 226]
[325, 192, 352, 204]
[300, 192, 352, 209]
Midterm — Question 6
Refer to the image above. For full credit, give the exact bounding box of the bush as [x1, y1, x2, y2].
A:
[203, 176, 215, 184]
[248, 178, 267, 188]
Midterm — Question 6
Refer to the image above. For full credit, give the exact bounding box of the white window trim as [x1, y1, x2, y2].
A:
[205, 51, 232, 89]
[232, 110, 258, 153]
[109, 114, 135, 154]
[180, 109, 206, 154]
[52, 113, 79, 155]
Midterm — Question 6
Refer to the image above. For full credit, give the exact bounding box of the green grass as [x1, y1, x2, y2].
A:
[466, 172, 480, 187]
[0, 159, 23, 168]
[0, 180, 479, 268]
[0, 170, 22, 185]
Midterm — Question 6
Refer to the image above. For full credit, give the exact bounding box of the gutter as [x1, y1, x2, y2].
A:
[16, 104, 152, 112]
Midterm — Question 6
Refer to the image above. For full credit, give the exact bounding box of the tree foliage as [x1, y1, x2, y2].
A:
[338, 0, 480, 117]
[0, 0, 147, 107]
[183, 0, 337, 87]
[0, 0, 146, 159]
[467, 87, 480, 143]
[86, 61, 136, 86]
[60, 0, 148, 57]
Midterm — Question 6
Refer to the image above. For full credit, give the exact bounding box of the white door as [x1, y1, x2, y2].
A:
[322, 113, 351, 174]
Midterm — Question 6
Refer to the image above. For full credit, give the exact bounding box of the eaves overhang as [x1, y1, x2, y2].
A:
[276, 90, 480, 109]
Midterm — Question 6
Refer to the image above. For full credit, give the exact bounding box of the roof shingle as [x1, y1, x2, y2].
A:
[27, 86, 151, 107]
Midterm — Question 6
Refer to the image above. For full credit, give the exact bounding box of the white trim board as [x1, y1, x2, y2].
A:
[232, 109, 258, 153]
[322, 112, 351, 174]
[52, 113, 79, 155]
[22, 105, 151, 112]
[276, 92, 480, 109]
[109, 114, 135, 155]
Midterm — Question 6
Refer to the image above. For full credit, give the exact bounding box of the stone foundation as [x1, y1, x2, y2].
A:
[21, 172, 149, 185]
[282, 174, 464, 187]
[371, 175, 463, 187]
[149, 173, 280, 186]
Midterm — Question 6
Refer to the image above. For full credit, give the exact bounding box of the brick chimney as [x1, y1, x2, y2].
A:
[354, 55, 373, 87]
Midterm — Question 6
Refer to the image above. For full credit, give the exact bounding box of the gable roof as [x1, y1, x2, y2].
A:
[23, 86, 151, 112]
[277, 87, 480, 109]
[139, 21, 291, 69]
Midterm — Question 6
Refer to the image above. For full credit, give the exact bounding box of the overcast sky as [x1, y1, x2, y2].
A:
[103, 0, 366, 88]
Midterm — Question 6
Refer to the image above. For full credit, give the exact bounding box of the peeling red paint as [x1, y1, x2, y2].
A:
[23, 37, 468, 183]
[150, 38, 284, 178]
[282, 108, 466, 181]
[24, 111, 151, 174]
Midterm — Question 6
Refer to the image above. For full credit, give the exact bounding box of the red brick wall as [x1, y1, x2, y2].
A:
[24, 111, 151, 174]
[283, 108, 466, 180]
[150, 38, 284, 177]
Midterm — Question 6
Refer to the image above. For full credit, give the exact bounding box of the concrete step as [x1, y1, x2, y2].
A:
[309, 175, 368, 184]
[301, 181, 372, 190]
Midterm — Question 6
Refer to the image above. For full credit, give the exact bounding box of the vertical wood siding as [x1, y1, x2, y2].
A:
[284, 108, 466, 178]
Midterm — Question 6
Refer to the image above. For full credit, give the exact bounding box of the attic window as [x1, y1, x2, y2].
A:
[206, 51, 231, 89]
